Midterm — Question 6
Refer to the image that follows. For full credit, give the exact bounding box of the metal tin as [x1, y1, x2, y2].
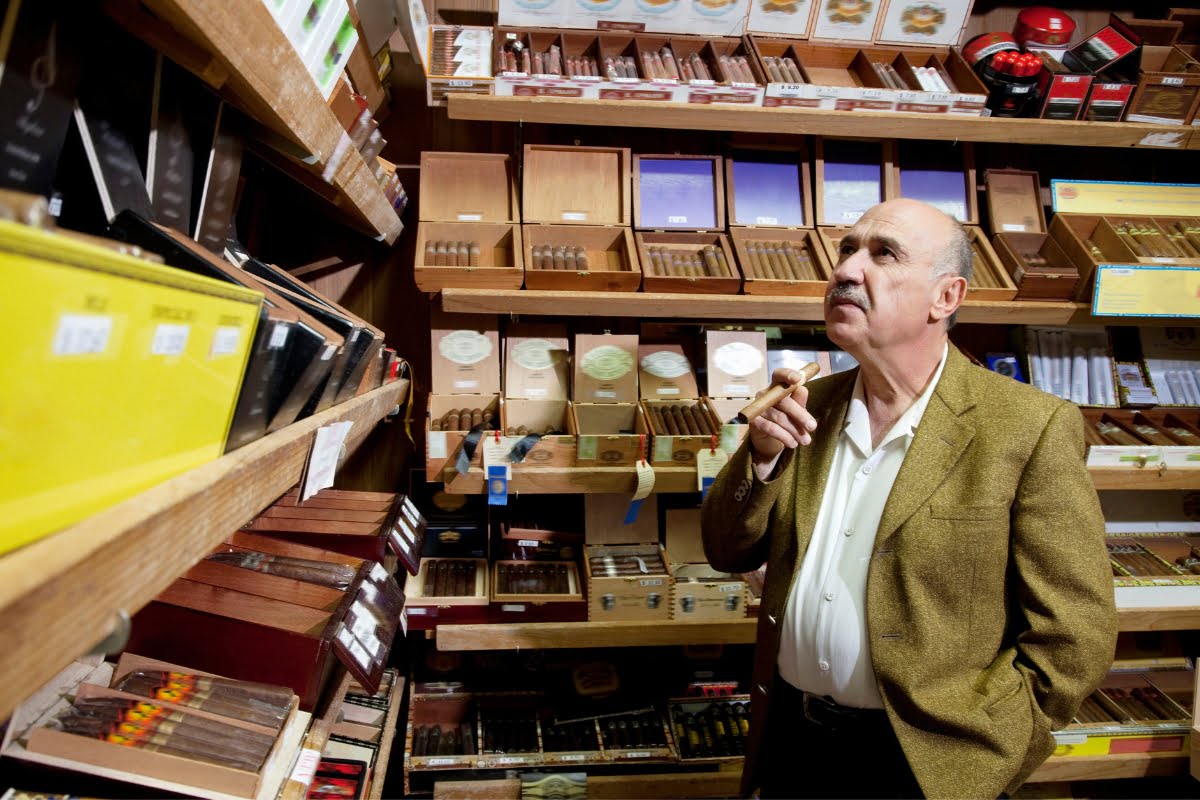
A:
[962, 32, 1020, 67]
[1014, 7, 1077, 48]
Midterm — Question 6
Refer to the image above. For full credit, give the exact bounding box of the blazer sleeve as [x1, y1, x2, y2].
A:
[1010, 402, 1118, 731]
[701, 439, 795, 574]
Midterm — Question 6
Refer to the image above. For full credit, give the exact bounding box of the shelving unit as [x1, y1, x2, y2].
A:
[106, 0, 403, 243]
[0, 379, 409, 724]
[447, 96, 1200, 150]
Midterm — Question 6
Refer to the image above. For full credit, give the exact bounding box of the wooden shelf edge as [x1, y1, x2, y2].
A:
[1028, 751, 1188, 783]
[443, 465, 699, 495]
[447, 95, 1198, 150]
[436, 620, 758, 651]
[434, 771, 741, 800]
[0, 379, 409, 724]
[1117, 605, 1200, 632]
[1090, 468, 1200, 491]
[367, 674, 408, 800]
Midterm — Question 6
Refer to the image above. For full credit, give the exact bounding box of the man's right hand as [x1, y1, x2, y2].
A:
[749, 368, 818, 478]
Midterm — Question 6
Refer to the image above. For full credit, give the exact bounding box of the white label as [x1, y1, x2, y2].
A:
[269, 324, 290, 349]
[369, 563, 389, 583]
[582, 345, 634, 381]
[439, 329, 493, 365]
[667, 215, 688, 224]
[407, 606, 428, 615]
[453, 379, 478, 389]
[495, 756, 527, 765]
[690, 79, 715, 86]
[656, 387, 681, 395]
[518, 539, 539, 548]
[624, 751, 652, 758]
[302, 420, 353, 501]
[755, 216, 778, 225]
[210, 326, 241, 357]
[150, 323, 189, 356]
[594, 390, 616, 398]
[321, 344, 336, 360]
[1010, 85, 1031, 94]
[632, 459, 655, 501]
[719, 583, 742, 593]
[841, 211, 864, 222]
[640, 350, 691, 379]
[639, 578, 663, 586]
[1001, 223, 1026, 232]
[696, 448, 729, 491]
[53, 314, 112, 356]
[428, 431, 447, 459]
[524, 387, 547, 397]
[457, 212, 482, 221]
[1162, 76, 1184, 86]
[500, 604, 527, 612]
[724, 383, 751, 395]
[562, 211, 587, 221]
[289, 748, 322, 787]
[714, 342, 764, 378]
[512, 338, 557, 370]
[558, 754, 587, 762]
[426, 757, 458, 766]
[1054, 733, 1089, 745]
[449, 79, 474, 87]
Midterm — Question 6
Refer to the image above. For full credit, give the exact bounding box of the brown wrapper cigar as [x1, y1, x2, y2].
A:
[686, 403, 713, 436]
[737, 362, 821, 423]
[206, 550, 355, 590]
[781, 58, 804, 83]
[680, 59, 695, 82]
[469, 242, 480, 266]
[669, 404, 692, 435]
[435, 241, 448, 266]
[764, 57, 785, 84]
[425, 241, 437, 264]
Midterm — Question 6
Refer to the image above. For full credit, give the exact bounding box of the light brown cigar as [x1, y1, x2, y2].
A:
[737, 362, 821, 423]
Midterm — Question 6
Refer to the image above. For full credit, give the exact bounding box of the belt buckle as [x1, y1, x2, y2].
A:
[801, 691, 823, 726]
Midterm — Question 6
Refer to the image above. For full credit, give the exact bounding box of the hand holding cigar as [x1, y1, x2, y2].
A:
[741, 363, 820, 467]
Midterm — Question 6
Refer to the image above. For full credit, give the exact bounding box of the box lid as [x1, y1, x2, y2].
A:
[726, 149, 812, 229]
[639, 344, 699, 400]
[895, 141, 977, 226]
[419, 152, 517, 223]
[815, 138, 894, 227]
[430, 310, 500, 395]
[585, 494, 658, 546]
[574, 333, 639, 404]
[664, 508, 705, 563]
[706, 330, 769, 399]
[522, 144, 631, 226]
[504, 322, 569, 400]
[634, 155, 725, 232]
[985, 169, 1047, 234]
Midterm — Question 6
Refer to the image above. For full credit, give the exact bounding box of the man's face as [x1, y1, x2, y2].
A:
[823, 200, 951, 354]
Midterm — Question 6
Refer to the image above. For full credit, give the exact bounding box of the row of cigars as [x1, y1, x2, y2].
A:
[414, 142, 1173, 304]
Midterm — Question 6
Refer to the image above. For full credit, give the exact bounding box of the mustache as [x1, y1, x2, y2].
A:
[828, 282, 871, 311]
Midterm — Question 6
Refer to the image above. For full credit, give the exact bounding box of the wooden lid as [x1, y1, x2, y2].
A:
[664, 508, 705, 563]
[430, 310, 500, 396]
[706, 330, 769, 399]
[638, 343, 699, 400]
[574, 333, 639, 404]
[419, 152, 517, 223]
[504, 322, 570, 400]
[895, 141, 978, 226]
[522, 144, 631, 226]
[985, 169, 1047, 234]
[585, 494, 658, 546]
[634, 155, 725, 232]
[726, 148, 811, 229]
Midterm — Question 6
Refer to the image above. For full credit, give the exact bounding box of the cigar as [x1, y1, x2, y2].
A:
[435, 241, 448, 266]
[737, 362, 821, 423]
[763, 57, 785, 83]
[661, 404, 681, 434]
[702, 246, 721, 276]
[206, 550, 355, 590]
[661, 47, 680, 79]
[746, 242, 764, 278]
[469, 242, 480, 267]
[671, 403, 694, 435]
[425, 241, 437, 264]
[575, 246, 589, 270]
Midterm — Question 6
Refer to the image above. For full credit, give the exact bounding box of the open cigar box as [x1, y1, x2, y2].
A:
[665, 509, 748, 620]
[521, 143, 640, 292]
[418, 25, 495, 107]
[540, 709, 604, 766]
[627, 35, 765, 105]
[584, 495, 672, 622]
[499, 520, 585, 561]
[1054, 663, 1193, 758]
[402, 557, 489, 630]
[494, 28, 605, 99]
[571, 333, 649, 468]
[1022, 326, 1119, 409]
[893, 140, 977, 226]
[726, 146, 830, 296]
[1084, 409, 1200, 470]
[415, 152, 523, 291]
[705, 330, 770, 455]
[814, 137, 895, 228]
[127, 531, 400, 708]
[964, 227, 1016, 300]
[1107, 533, 1200, 586]
[500, 323, 577, 468]
[489, 559, 586, 623]
[984, 168, 1079, 301]
[639, 343, 722, 465]
[634, 154, 740, 295]
[405, 691, 480, 772]
[668, 694, 751, 762]
[426, 312, 501, 480]
[2, 653, 307, 800]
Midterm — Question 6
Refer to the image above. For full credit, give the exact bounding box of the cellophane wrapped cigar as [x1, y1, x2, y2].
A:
[206, 549, 357, 590]
[115, 670, 294, 731]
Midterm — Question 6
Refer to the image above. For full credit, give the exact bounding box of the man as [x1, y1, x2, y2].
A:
[701, 199, 1117, 799]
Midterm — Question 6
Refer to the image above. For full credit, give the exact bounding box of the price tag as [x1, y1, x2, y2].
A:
[302, 421, 352, 501]
[268, 324, 290, 349]
[449, 79, 475, 87]
[639, 578, 663, 587]
[150, 323, 189, 356]
[457, 213, 483, 221]
[53, 314, 112, 356]
[719, 583, 742, 593]
[624, 459, 655, 524]
[501, 604, 527, 612]
[1162, 76, 1184, 86]
[210, 326, 241, 357]
[625, 751, 652, 758]
[755, 216, 778, 225]
[369, 563, 389, 584]
[426, 757, 458, 766]
[667, 215, 688, 224]
[562, 211, 587, 221]
[558, 754, 587, 762]
[696, 446, 728, 498]
[454, 379, 478, 389]
[594, 390, 616, 398]
[289, 747, 322, 787]
[518, 539, 539, 548]
[656, 387, 680, 395]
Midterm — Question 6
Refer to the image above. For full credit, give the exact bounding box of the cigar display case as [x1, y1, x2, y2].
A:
[667, 695, 750, 762]
[415, 152, 522, 291]
[403, 558, 489, 630]
[494, 28, 604, 99]
[665, 509, 748, 621]
[2, 653, 306, 800]
[749, 40, 988, 115]
[725, 147, 831, 296]
[639, 343, 723, 465]
[705, 330, 771, 455]
[1023, 327, 1119, 409]
[490, 560, 586, 623]
[521, 144, 640, 292]
[584, 495, 673, 622]
[571, 333, 648, 467]
[1053, 666, 1193, 758]
[426, 312, 501, 480]
[501, 323, 577, 468]
[814, 137, 895, 228]
[634, 155, 740, 295]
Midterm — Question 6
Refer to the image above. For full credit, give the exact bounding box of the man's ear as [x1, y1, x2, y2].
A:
[930, 274, 967, 324]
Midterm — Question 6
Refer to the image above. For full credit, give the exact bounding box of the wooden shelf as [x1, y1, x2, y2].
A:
[1028, 751, 1189, 783]
[436, 620, 758, 651]
[106, 0, 402, 244]
[447, 95, 1199, 150]
[1090, 467, 1200, 491]
[1116, 606, 1200, 632]
[0, 379, 409, 724]
[367, 674, 408, 800]
[443, 465, 699, 495]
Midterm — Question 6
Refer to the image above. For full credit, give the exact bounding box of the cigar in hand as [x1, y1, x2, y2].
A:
[736, 362, 820, 423]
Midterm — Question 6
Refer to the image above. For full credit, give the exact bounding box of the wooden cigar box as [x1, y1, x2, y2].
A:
[500, 522, 585, 561]
[572, 333, 648, 467]
[474, 694, 547, 769]
[597, 709, 676, 762]
[405, 692, 479, 774]
[705, 330, 770, 455]
[427, 311, 501, 481]
[992, 232, 1080, 302]
[653, 36, 765, 105]
[1126, 45, 1200, 125]
[415, 152, 522, 291]
[584, 495, 672, 622]
[814, 137, 895, 228]
[494, 28, 602, 99]
[1057, 667, 1192, 756]
[1124, 411, 1200, 469]
[1081, 409, 1164, 469]
[402, 557, 489, 630]
[668, 695, 751, 762]
[244, 490, 409, 562]
[521, 144, 640, 292]
[489, 560, 586, 623]
[4, 654, 306, 800]
[985, 169, 1047, 236]
[816, 224, 851, 264]
[666, 509, 748, 620]
[634, 155, 740, 295]
[638, 343, 722, 465]
[499, 323, 577, 468]
[964, 226, 1017, 301]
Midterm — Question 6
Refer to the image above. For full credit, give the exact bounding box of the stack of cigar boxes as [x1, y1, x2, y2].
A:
[571, 333, 649, 467]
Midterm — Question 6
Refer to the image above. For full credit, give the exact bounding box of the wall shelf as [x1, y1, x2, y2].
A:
[447, 95, 1199, 150]
[0, 379, 409, 724]
[1090, 468, 1200, 491]
[1028, 751, 1188, 783]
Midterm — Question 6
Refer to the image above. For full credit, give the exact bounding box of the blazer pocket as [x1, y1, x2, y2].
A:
[930, 502, 1009, 521]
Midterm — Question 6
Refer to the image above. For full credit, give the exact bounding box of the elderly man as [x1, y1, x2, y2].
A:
[701, 199, 1116, 799]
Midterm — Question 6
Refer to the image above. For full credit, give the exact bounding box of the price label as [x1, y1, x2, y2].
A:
[656, 387, 680, 395]
[562, 211, 587, 221]
[500, 604, 527, 612]
[426, 757, 459, 767]
[289, 748, 322, 787]
[558, 754, 587, 762]
[268, 324, 290, 349]
[719, 583, 742, 593]
[667, 215, 688, 224]
[457, 213, 483, 221]
[624, 751, 652, 758]
[369, 563, 389, 583]
[755, 216, 778, 225]
[53, 314, 112, 356]
[639, 578, 664, 587]
[518, 539, 539, 548]
[1162, 76, 1184, 86]
[151, 323, 190, 356]
[594, 390, 616, 398]
[449, 79, 475, 87]
[454, 379, 479, 389]
[696, 447, 729, 496]
[210, 326, 241, 357]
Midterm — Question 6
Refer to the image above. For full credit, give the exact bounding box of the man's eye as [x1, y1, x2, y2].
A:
[839, 244, 854, 255]
[878, 247, 894, 258]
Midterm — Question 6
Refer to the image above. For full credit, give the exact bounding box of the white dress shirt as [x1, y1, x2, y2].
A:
[777, 345, 948, 708]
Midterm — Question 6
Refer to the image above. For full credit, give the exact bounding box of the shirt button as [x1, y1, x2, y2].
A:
[824, 592, 835, 601]
[844, 528, 854, 537]
[862, 464, 873, 475]
[818, 660, 830, 671]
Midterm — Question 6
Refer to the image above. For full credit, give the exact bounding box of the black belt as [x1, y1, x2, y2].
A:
[774, 677, 888, 730]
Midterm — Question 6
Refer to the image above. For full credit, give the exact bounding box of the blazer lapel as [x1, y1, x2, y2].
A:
[875, 347, 977, 549]
[792, 370, 856, 557]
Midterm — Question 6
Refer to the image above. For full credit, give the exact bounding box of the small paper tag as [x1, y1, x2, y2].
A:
[453, 379, 479, 389]
[656, 387, 681, 395]
[457, 212, 483, 221]
[755, 216, 778, 225]
[595, 390, 616, 398]
[487, 463, 509, 506]
[369, 563, 389, 584]
[696, 447, 729, 497]
[500, 604, 527, 612]
[624, 460, 655, 524]
[562, 211, 587, 221]
[302, 420, 353, 501]
[667, 215, 688, 224]
[53, 314, 112, 356]
[518, 539, 539, 548]
[428, 431, 448, 459]
[1001, 223, 1026, 232]
[289, 747, 322, 787]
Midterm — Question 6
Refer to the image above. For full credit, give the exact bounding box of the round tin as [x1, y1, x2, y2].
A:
[1014, 7, 1077, 48]
[962, 32, 1019, 67]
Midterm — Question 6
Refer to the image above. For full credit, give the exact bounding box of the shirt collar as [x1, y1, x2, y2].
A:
[843, 343, 949, 457]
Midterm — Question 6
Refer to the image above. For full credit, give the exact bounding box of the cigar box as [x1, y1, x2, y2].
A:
[1083, 78, 1137, 122]
[427, 313, 502, 480]
[571, 334, 648, 467]
[1125, 45, 1200, 125]
[1032, 52, 1094, 120]
[494, 28, 602, 99]
[647, 36, 765, 106]
[422, 25, 494, 107]
[1137, 327, 1200, 414]
[540, 709, 604, 765]
[705, 330, 770, 455]
[521, 143, 641, 292]
[489, 560, 586, 623]
[475, 694, 547, 769]
[415, 152, 522, 291]
[816, 224, 852, 264]
[894, 141, 977, 225]
[639, 343, 723, 465]
[584, 495, 672, 622]
[2, 655, 307, 800]
[405, 692, 480, 771]
[666, 509, 748, 620]
[1080, 410, 1164, 469]
[499, 323, 577, 468]
[402, 558, 489, 630]
[964, 226, 1017, 301]
[1053, 668, 1193, 758]
[992, 232, 1080, 301]
[499, 522, 585, 561]
[597, 708, 676, 762]
[1, 220, 261, 555]
[1063, 20, 1141, 76]
[634, 155, 741, 294]
[814, 137, 895, 227]
[985, 169, 1047, 235]
[667, 695, 751, 762]
[244, 490, 409, 562]
[1107, 534, 1200, 586]
[1023, 327, 1119, 408]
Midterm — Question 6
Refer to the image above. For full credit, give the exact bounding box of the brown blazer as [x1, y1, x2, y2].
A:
[702, 345, 1117, 799]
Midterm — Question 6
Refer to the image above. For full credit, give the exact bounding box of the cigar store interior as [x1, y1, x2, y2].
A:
[5, 0, 1200, 798]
